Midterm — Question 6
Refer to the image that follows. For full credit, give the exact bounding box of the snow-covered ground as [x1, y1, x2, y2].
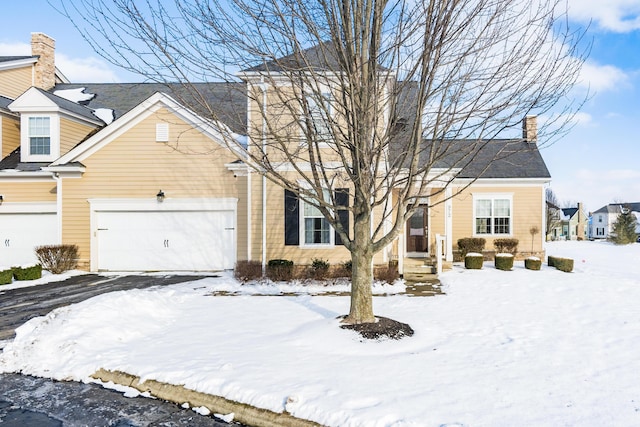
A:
[1, 241, 640, 426]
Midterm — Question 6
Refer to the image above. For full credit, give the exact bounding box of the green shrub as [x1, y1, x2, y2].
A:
[495, 253, 514, 271]
[266, 259, 294, 281]
[524, 257, 542, 271]
[0, 268, 12, 285]
[13, 264, 43, 281]
[464, 253, 484, 269]
[457, 238, 486, 258]
[547, 255, 558, 267]
[35, 244, 79, 274]
[554, 257, 574, 273]
[234, 260, 263, 282]
[494, 238, 519, 256]
[310, 258, 330, 280]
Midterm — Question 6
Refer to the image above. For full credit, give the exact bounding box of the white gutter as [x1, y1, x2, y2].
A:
[259, 79, 268, 273]
[53, 173, 62, 244]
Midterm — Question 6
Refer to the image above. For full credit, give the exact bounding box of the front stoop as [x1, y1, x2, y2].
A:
[402, 258, 452, 282]
[91, 369, 324, 427]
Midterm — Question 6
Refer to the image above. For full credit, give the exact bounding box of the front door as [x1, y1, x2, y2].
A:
[406, 205, 428, 255]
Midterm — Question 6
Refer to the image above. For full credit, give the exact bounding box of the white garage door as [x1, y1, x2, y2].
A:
[0, 213, 57, 267]
[95, 208, 235, 271]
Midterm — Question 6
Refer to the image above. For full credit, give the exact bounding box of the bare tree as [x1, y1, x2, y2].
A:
[545, 187, 562, 239]
[56, 0, 586, 325]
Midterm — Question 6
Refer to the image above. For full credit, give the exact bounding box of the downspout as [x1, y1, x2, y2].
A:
[53, 172, 62, 244]
[259, 79, 268, 273]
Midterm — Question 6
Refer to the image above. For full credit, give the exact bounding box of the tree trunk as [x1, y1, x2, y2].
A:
[343, 212, 376, 324]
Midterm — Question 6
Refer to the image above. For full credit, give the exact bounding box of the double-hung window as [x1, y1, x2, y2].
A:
[305, 92, 332, 145]
[474, 194, 512, 235]
[29, 116, 51, 155]
[302, 189, 332, 245]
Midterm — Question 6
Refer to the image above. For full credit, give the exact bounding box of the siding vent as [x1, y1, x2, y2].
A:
[156, 123, 169, 142]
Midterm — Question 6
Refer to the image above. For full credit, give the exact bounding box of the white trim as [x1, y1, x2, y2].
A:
[472, 193, 514, 237]
[454, 177, 550, 186]
[0, 171, 56, 182]
[445, 186, 453, 261]
[0, 57, 37, 71]
[0, 202, 56, 213]
[51, 92, 246, 166]
[20, 114, 59, 162]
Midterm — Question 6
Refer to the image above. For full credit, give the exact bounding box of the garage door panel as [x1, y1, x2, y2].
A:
[96, 209, 235, 271]
[0, 213, 57, 266]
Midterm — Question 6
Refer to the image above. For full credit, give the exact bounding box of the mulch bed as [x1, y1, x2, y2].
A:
[339, 316, 414, 340]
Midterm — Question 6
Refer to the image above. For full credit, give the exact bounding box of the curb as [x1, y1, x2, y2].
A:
[91, 368, 324, 427]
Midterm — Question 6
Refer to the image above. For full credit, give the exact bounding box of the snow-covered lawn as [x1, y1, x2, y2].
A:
[2, 241, 640, 426]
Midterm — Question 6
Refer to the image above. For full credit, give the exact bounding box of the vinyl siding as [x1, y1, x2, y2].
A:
[0, 180, 57, 202]
[1, 115, 20, 158]
[59, 117, 97, 155]
[61, 108, 247, 270]
[0, 66, 32, 99]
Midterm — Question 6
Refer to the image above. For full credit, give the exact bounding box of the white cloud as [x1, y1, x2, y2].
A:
[0, 41, 120, 83]
[577, 61, 628, 93]
[568, 0, 640, 32]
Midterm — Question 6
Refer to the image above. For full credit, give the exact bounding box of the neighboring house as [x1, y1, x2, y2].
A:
[547, 202, 588, 240]
[590, 203, 640, 240]
[0, 33, 551, 274]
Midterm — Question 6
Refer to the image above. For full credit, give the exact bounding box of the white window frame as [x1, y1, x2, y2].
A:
[302, 89, 333, 147]
[21, 114, 60, 162]
[300, 188, 335, 247]
[473, 193, 513, 237]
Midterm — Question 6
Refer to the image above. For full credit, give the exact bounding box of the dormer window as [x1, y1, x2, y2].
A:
[29, 117, 51, 155]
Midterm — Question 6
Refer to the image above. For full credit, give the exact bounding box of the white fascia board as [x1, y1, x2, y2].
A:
[453, 177, 551, 186]
[0, 201, 56, 213]
[41, 165, 86, 177]
[225, 162, 249, 176]
[8, 87, 59, 112]
[0, 58, 37, 71]
[51, 92, 245, 166]
[59, 109, 104, 127]
[0, 171, 56, 182]
[88, 197, 238, 212]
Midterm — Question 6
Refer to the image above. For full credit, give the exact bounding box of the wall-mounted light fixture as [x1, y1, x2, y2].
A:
[156, 190, 165, 202]
[0, 195, 3, 205]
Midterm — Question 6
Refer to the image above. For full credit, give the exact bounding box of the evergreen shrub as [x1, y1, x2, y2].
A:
[554, 257, 574, 273]
[547, 255, 558, 267]
[0, 268, 12, 285]
[464, 253, 484, 269]
[524, 257, 542, 271]
[494, 238, 519, 256]
[13, 264, 42, 281]
[495, 253, 514, 271]
[267, 259, 294, 281]
[310, 258, 330, 280]
[457, 238, 486, 258]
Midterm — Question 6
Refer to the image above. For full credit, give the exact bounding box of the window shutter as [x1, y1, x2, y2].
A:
[335, 188, 349, 245]
[284, 189, 299, 246]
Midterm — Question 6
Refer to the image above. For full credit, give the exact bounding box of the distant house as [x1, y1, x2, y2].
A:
[0, 33, 553, 273]
[590, 203, 640, 240]
[547, 202, 588, 240]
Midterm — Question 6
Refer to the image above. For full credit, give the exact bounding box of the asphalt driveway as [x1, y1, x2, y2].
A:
[0, 273, 210, 343]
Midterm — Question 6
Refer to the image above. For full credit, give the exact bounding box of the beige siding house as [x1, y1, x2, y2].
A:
[0, 33, 550, 275]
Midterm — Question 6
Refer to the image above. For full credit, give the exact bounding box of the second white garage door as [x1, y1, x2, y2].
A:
[94, 200, 236, 271]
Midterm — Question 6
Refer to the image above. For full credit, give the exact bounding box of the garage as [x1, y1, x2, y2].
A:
[0, 208, 58, 267]
[91, 198, 236, 272]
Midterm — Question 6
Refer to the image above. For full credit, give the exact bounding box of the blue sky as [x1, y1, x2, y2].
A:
[1, 1, 639, 213]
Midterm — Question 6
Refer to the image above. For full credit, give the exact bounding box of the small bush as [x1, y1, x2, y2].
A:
[234, 260, 263, 282]
[374, 263, 399, 285]
[554, 257, 574, 273]
[35, 244, 79, 274]
[457, 238, 486, 258]
[267, 259, 294, 282]
[547, 255, 558, 267]
[495, 253, 514, 271]
[0, 268, 12, 285]
[310, 258, 330, 280]
[13, 264, 43, 281]
[524, 257, 542, 271]
[464, 253, 484, 269]
[494, 238, 519, 256]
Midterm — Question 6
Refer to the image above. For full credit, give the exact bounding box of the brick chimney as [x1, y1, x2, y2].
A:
[523, 115, 537, 143]
[31, 32, 56, 90]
